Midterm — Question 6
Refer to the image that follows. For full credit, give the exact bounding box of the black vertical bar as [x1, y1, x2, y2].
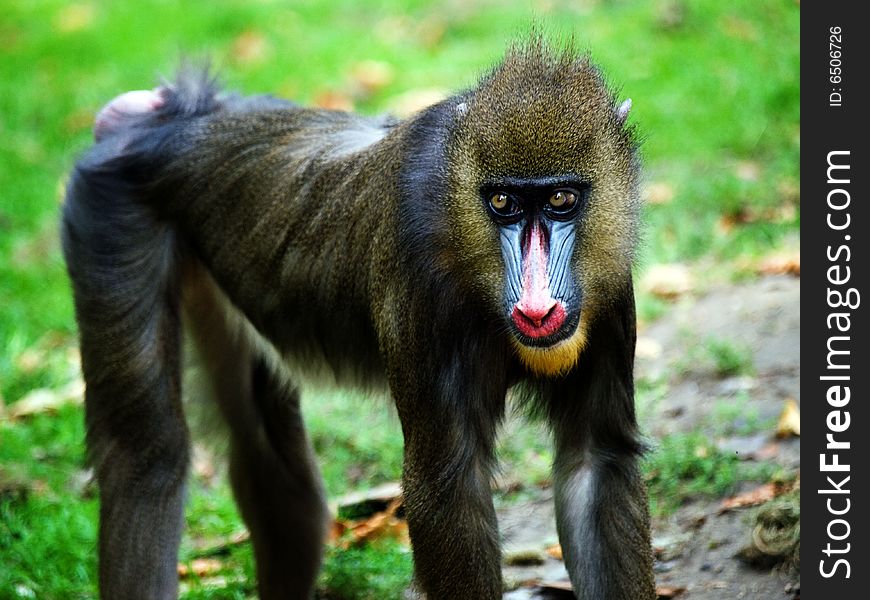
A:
[803, 3, 869, 597]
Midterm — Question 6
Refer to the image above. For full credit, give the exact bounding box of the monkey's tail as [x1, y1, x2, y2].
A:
[158, 64, 222, 118]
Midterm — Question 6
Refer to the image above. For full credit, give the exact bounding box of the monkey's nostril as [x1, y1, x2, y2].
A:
[512, 301, 567, 338]
[516, 301, 557, 327]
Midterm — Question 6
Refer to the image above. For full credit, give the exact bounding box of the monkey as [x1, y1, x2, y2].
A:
[62, 40, 655, 600]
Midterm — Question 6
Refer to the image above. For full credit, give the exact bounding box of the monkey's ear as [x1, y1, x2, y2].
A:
[616, 98, 632, 125]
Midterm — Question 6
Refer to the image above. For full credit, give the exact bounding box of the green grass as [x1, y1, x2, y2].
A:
[709, 393, 777, 437]
[644, 432, 772, 516]
[303, 392, 404, 498]
[704, 338, 754, 377]
[636, 293, 669, 325]
[0, 406, 96, 598]
[1, 0, 798, 597]
[674, 334, 755, 379]
[320, 541, 413, 600]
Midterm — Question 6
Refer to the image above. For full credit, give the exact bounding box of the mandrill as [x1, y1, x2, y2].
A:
[62, 40, 655, 599]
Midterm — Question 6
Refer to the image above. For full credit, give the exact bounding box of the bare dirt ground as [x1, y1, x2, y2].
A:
[499, 274, 801, 599]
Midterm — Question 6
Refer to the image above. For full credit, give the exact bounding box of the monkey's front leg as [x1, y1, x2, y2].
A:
[392, 379, 505, 599]
[401, 430, 502, 599]
[552, 438, 656, 600]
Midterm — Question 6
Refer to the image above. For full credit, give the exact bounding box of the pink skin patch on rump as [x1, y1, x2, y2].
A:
[511, 221, 567, 339]
[94, 89, 165, 142]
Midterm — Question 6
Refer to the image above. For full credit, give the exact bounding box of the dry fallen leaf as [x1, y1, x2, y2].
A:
[190, 530, 250, 554]
[718, 481, 792, 513]
[7, 379, 84, 420]
[13, 332, 73, 371]
[715, 208, 755, 235]
[15, 348, 43, 374]
[416, 16, 447, 48]
[348, 510, 391, 540]
[231, 30, 271, 65]
[345, 497, 408, 547]
[177, 558, 223, 579]
[757, 252, 800, 277]
[775, 398, 800, 437]
[641, 263, 692, 300]
[328, 519, 349, 544]
[773, 203, 798, 223]
[388, 88, 446, 118]
[643, 181, 675, 205]
[545, 543, 563, 560]
[191, 443, 217, 485]
[657, 584, 687, 598]
[749, 441, 782, 461]
[313, 91, 354, 112]
[331, 496, 409, 548]
[719, 202, 798, 236]
[635, 336, 663, 360]
[350, 60, 394, 95]
[735, 161, 761, 182]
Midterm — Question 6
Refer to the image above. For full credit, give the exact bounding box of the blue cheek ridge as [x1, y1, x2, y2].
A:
[499, 222, 525, 308]
[547, 220, 577, 305]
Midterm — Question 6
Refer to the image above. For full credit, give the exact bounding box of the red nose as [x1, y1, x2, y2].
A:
[512, 301, 567, 339]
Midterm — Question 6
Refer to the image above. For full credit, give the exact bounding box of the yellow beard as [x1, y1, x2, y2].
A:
[511, 318, 589, 377]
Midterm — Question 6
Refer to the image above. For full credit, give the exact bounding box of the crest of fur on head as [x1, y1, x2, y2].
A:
[453, 38, 636, 178]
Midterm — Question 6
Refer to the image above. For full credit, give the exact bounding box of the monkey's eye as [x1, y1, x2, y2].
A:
[487, 192, 521, 221]
[543, 188, 582, 220]
[549, 190, 575, 208]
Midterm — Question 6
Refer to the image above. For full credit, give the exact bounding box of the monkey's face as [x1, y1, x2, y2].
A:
[474, 175, 596, 377]
[482, 179, 585, 345]
[443, 49, 639, 376]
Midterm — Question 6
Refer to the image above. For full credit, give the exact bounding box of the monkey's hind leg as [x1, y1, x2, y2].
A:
[183, 269, 328, 600]
[62, 157, 189, 599]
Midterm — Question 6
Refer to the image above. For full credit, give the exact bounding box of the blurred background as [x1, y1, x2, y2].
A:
[0, 1, 799, 598]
